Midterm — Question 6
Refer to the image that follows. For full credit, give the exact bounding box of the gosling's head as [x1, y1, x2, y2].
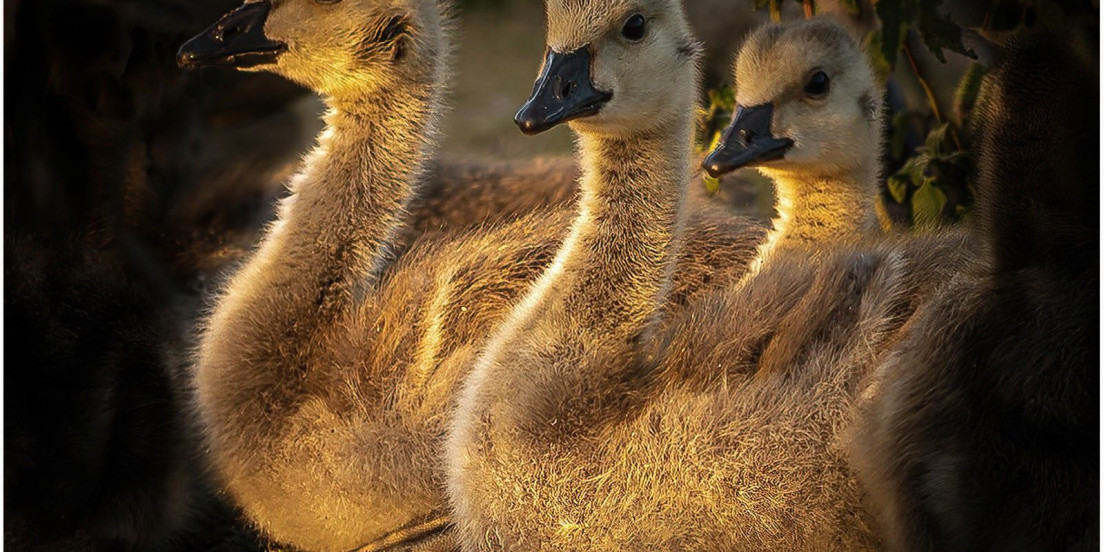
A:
[704, 18, 883, 178]
[515, 0, 702, 136]
[177, 0, 444, 100]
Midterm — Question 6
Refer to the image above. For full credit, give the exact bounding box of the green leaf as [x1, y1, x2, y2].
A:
[874, 0, 916, 70]
[914, 0, 976, 63]
[903, 154, 925, 184]
[886, 155, 924, 205]
[698, 86, 738, 153]
[887, 172, 911, 204]
[912, 179, 947, 229]
[953, 63, 987, 125]
[927, 150, 972, 183]
[876, 0, 976, 67]
[924, 123, 950, 155]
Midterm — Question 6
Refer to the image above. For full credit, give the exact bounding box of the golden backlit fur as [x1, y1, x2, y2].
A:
[734, 19, 885, 278]
[450, 233, 970, 550]
[195, 1, 764, 550]
[850, 27, 1099, 551]
[446, 10, 970, 549]
[193, 1, 559, 549]
[259, 0, 447, 103]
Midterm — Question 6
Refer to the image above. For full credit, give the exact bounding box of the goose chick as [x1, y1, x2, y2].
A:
[183, 1, 760, 551]
[850, 26, 1099, 551]
[447, 0, 764, 548]
[181, 1, 562, 550]
[703, 18, 884, 279]
[447, 12, 969, 550]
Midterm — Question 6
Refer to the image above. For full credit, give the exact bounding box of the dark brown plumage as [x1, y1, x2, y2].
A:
[850, 23, 1099, 552]
[4, 0, 305, 549]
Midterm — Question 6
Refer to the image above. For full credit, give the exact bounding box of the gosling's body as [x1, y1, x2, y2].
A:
[188, 2, 547, 549]
[448, 14, 970, 550]
[453, 234, 970, 550]
[412, 156, 578, 239]
[851, 27, 1099, 552]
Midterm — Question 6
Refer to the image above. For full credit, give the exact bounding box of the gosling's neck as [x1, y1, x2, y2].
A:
[752, 160, 879, 266]
[552, 117, 692, 336]
[302, 84, 443, 203]
[278, 80, 444, 280]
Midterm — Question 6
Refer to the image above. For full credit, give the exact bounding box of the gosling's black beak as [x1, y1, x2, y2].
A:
[515, 47, 613, 136]
[702, 103, 794, 178]
[177, 1, 287, 70]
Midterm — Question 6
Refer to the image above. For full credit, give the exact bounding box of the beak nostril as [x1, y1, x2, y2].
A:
[222, 24, 245, 41]
[554, 78, 574, 100]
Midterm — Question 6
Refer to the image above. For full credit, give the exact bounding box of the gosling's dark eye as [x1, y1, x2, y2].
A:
[621, 13, 646, 41]
[804, 71, 830, 99]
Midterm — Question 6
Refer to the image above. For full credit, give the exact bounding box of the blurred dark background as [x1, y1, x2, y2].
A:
[5, 1, 310, 549]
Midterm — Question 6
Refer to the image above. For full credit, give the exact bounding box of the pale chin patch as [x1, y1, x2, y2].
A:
[779, 141, 819, 165]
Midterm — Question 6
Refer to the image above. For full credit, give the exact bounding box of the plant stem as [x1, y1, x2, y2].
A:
[902, 42, 942, 123]
[903, 31, 963, 149]
[803, 0, 815, 18]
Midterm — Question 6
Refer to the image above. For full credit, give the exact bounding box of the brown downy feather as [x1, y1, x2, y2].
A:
[446, 10, 973, 550]
[450, 232, 970, 550]
[849, 22, 1099, 552]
